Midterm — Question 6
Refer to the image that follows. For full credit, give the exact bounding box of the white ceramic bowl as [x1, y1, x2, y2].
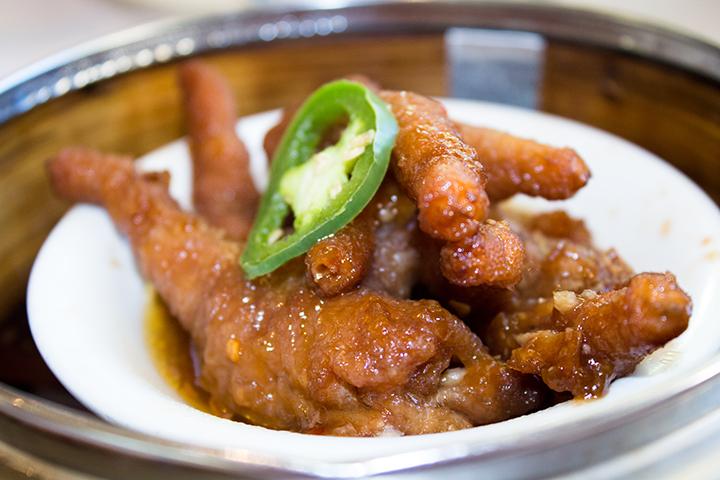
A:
[27, 99, 720, 463]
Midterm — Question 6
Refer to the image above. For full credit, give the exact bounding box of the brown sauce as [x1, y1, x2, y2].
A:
[144, 288, 211, 414]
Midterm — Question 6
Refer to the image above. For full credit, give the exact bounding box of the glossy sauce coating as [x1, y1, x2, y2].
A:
[508, 273, 691, 398]
[360, 182, 420, 298]
[48, 148, 543, 435]
[48, 68, 693, 435]
[304, 214, 375, 297]
[484, 208, 636, 357]
[440, 219, 526, 288]
[380, 90, 489, 242]
[457, 123, 591, 201]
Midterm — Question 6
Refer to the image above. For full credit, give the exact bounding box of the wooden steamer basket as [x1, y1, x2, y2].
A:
[0, 2, 718, 478]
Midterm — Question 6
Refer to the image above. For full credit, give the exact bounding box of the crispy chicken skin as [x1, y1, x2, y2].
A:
[508, 273, 691, 398]
[178, 61, 259, 240]
[48, 147, 543, 435]
[456, 124, 591, 202]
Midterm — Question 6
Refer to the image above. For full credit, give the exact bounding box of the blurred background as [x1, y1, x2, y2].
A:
[0, 0, 718, 80]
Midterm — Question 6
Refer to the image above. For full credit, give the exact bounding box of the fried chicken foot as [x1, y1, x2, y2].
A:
[48, 147, 543, 435]
[380, 90, 489, 242]
[457, 123, 591, 202]
[304, 213, 375, 297]
[379, 91, 525, 288]
[179, 60, 259, 240]
[508, 273, 691, 398]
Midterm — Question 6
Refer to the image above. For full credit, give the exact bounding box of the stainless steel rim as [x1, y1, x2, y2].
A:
[1, 0, 719, 126]
[4, 352, 720, 477]
[2, 1, 720, 477]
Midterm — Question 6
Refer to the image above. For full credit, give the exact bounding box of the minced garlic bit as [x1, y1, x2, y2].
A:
[378, 425, 404, 437]
[553, 290, 579, 314]
[514, 332, 533, 346]
[440, 367, 466, 386]
[514, 330, 552, 346]
[580, 289, 599, 300]
[226, 338, 241, 363]
[378, 206, 397, 223]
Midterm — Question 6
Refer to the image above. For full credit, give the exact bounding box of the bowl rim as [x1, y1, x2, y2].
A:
[3, 1, 720, 477]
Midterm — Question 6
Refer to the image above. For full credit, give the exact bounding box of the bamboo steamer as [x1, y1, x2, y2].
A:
[0, 2, 718, 478]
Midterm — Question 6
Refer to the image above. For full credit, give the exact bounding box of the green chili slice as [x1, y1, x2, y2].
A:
[241, 80, 398, 278]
